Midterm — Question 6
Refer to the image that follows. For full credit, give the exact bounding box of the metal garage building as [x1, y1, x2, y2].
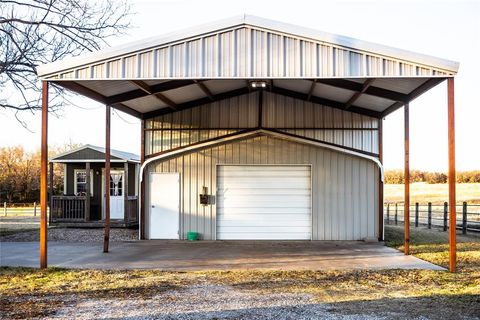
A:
[37, 15, 459, 267]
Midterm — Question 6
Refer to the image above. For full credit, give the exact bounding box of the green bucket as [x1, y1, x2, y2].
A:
[187, 231, 199, 241]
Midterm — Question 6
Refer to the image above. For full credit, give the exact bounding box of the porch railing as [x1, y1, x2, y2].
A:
[126, 196, 138, 222]
[50, 195, 86, 222]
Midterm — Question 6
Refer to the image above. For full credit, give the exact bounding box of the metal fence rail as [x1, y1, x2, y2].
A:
[384, 202, 480, 234]
[2, 202, 51, 216]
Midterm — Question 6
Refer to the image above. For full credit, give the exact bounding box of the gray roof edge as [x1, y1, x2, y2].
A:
[37, 14, 459, 77]
[49, 144, 140, 162]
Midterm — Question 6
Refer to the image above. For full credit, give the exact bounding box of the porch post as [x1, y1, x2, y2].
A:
[404, 103, 410, 255]
[85, 162, 91, 221]
[140, 119, 146, 239]
[103, 105, 111, 253]
[124, 162, 129, 225]
[378, 118, 384, 241]
[40, 81, 49, 269]
[448, 78, 457, 272]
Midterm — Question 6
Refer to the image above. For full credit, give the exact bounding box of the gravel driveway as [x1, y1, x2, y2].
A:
[1, 227, 137, 242]
[43, 284, 427, 320]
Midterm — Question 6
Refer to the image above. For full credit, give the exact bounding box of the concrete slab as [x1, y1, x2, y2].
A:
[0, 241, 445, 271]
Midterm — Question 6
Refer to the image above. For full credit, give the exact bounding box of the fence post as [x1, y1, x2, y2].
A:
[415, 202, 419, 227]
[3, 202, 6, 216]
[34, 202, 37, 217]
[443, 202, 448, 232]
[387, 203, 390, 225]
[427, 202, 432, 229]
[395, 203, 398, 225]
[463, 202, 467, 235]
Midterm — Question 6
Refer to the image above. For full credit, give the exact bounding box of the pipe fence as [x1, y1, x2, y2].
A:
[2, 202, 50, 217]
[384, 201, 480, 234]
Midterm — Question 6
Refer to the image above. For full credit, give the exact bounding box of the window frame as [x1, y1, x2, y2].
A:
[73, 169, 94, 196]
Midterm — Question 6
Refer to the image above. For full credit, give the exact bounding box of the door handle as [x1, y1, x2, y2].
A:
[151, 205, 155, 208]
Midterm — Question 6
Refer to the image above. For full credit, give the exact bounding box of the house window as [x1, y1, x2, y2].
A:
[110, 174, 123, 196]
[74, 170, 94, 196]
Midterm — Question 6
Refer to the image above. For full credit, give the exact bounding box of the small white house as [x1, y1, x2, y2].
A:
[49, 145, 140, 227]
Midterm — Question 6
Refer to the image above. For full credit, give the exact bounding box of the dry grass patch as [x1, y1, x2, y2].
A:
[1, 225, 479, 319]
[384, 182, 480, 205]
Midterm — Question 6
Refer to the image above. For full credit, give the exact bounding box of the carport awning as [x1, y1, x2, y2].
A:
[37, 15, 458, 120]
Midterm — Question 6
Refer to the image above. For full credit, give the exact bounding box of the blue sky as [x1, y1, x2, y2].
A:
[1, 0, 478, 171]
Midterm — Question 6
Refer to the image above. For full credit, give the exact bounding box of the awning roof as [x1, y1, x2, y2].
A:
[37, 15, 459, 120]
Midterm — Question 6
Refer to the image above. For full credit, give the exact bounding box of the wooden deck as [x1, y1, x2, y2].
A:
[49, 195, 138, 228]
[49, 219, 138, 228]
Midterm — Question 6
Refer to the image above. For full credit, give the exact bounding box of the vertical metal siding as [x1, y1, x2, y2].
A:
[47, 27, 451, 80]
[146, 135, 378, 240]
[145, 91, 379, 156]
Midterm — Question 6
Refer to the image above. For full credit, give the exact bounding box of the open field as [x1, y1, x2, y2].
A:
[1, 226, 479, 319]
[385, 183, 480, 205]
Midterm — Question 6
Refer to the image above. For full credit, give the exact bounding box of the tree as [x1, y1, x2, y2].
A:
[0, 143, 82, 203]
[0, 0, 131, 122]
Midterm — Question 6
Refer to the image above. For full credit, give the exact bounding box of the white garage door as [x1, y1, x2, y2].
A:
[216, 165, 311, 240]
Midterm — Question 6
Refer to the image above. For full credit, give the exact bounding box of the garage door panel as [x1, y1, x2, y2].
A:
[218, 182, 310, 189]
[218, 171, 311, 177]
[217, 165, 312, 240]
[219, 166, 309, 172]
[218, 201, 310, 208]
[217, 232, 311, 240]
[217, 208, 311, 215]
[218, 194, 310, 201]
[219, 226, 311, 232]
[217, 189, 311, 195]
[218, 220, 311, 227]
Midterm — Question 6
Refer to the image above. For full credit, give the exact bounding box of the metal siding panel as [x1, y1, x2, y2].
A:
[345, 156, 354, 239]
[236, 28, 248, 77]
[146, 91, 378, 156]
[366, 162, 374, 238]
[45, 25, 456, 80]
[139, 51, 153, 78]
[352, 158, 361, 239]
[148, 135, 377, 241]
[270, 33, 284, 77]
[338, 154, 346, 240]
[331, 151, 339, 240]
[359, 161, 368, 238]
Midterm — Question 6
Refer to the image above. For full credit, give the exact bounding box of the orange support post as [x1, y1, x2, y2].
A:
[103, 105, 111, 253]
[448, 78, 456, 272]
[404, 103, 410, 255]
[40, 81, 49, 268]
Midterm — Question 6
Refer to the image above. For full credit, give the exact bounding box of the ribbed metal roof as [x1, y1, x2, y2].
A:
[37, 15, 459, 119]
[50, 145, 140, 163]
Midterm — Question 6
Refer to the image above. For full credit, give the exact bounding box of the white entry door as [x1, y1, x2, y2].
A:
[149, 173, 180, 239]
[108, 170, 124, 219]
[217, 165, 312, 240]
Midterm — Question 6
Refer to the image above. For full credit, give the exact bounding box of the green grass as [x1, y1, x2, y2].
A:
[385, 225, 480, 273]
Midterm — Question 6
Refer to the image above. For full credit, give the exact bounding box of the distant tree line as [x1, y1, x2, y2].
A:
[385, 169, 480, 184]
[0, 144, 79, 203]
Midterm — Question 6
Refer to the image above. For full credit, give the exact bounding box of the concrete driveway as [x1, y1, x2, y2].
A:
[0, 240, 444, 270]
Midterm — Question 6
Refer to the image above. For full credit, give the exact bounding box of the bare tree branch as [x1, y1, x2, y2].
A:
[0, 0, 132, 124]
